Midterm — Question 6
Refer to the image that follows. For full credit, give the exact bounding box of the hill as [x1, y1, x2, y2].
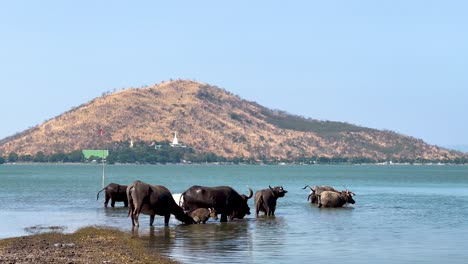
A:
[0, 80, 466, 162]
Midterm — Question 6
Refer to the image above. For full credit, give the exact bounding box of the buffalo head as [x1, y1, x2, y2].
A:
[303, 185, 317, 203]
[230, 187, 253, 220]
[208, 208, 219, 221]
[269, 185, 288, 197]
[341, 190, 356, 204]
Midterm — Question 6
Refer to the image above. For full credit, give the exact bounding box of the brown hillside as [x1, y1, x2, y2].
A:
[0, 80, 464, 161]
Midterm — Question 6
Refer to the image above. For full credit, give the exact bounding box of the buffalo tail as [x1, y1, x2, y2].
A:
[96, 187, 106, 200]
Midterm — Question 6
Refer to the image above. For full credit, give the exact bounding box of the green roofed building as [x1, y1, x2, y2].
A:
[82, 150, 109, 159]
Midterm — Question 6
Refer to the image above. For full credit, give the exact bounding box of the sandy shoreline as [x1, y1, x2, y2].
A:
[0, 226, 177, 264]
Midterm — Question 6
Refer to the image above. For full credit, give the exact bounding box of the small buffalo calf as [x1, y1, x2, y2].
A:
[190, 208, 218, 224]
[97, 183, 128, 207]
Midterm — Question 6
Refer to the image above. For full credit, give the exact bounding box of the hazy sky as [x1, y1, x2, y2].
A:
[1, 1, 467, 148]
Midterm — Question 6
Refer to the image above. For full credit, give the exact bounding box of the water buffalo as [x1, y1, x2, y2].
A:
[302, 185, 339, 204]
[190, 208, 218, 224]
[127, 180, 195, 227]
[317, 190, 356, 208]
[254, 185, 288, 216]
[96, 183, 128, 207]
[181, 185, 253, 222]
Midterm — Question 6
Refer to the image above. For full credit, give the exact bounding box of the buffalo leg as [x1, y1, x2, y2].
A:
[128, 202, 135, 226]
[164, 214, 170, 226]
[132, 213, 139, 227]
[150, 215, 155, 226]
[132, 204, 141, 227]
[111, 199, 115, 208]
[104, 194, 110, 207]
[264, 205, 271, 216]
[255, 202, 261, 217]
[270, 201, 277, 216]
[220, 214, 228, 222]
[130, 214, 135, 226]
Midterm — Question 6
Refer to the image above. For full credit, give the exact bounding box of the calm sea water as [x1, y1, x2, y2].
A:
[1, 164, 468, 263]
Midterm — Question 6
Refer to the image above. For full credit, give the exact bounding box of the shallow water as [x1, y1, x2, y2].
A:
[1, 164, 468, 263]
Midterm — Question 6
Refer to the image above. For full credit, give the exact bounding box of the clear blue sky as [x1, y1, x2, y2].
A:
[1, 1, 467, 149]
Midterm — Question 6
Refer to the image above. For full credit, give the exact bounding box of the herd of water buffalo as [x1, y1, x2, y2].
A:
[96, 180, 356, 226]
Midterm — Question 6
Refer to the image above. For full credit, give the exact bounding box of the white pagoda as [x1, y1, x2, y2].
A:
[170, 132, 186, 147]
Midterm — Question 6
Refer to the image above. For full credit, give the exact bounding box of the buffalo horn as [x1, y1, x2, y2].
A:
[246, 187, 253, 199]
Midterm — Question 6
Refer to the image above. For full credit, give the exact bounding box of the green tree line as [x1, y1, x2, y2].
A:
[1, 140, 467, 165]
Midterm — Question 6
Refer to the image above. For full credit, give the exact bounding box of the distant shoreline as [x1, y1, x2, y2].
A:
[1, 161, 467, 166]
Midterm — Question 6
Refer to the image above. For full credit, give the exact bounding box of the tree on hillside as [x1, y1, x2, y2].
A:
[8, 152, 18, 163]
[33, 152, 48, 162]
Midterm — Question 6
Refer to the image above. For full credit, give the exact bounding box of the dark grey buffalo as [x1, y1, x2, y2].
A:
[190, 208, 218, 224]
[254, 185, 288, 216]
[303, 185, 339, 204]
[317, 190, 356, 208]
[127, 180, 195, 227]
[97, 183, 128, 207]
[181, 185, 253, 222]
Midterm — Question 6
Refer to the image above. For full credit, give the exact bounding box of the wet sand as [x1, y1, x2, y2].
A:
[0, 226, 178, 264]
